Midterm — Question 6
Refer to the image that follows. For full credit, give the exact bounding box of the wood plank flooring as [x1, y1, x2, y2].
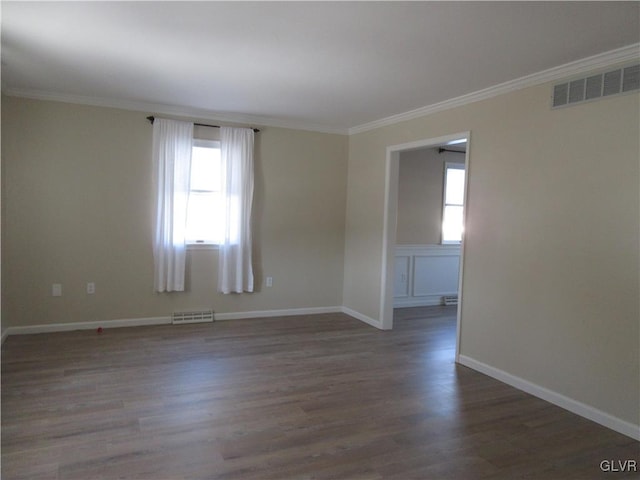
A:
[2, 306, 638, 479]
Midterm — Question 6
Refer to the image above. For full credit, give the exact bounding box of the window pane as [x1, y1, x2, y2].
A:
[442, 205, 463, 243]
[186, 192, 222, 243]
[445, 167, 465, 206]
[187, 143, 222, 244]
[191, 146, 221, 192]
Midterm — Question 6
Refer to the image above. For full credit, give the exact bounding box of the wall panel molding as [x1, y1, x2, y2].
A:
[394, 244, 461, 308]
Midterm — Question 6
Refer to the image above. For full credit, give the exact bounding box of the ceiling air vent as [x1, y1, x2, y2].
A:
[552, 62, 639, 109]
[603, 69, 622, 96]
[622, 64, 640, 92]
[568, 78, 585, 103]
[585, 74, 603, 100]
[552, 83, 568, 107]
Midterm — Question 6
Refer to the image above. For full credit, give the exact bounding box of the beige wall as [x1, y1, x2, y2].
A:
[343, 81, 639, 426]
[397, 147, 464, 244]
[1, 97, 348, 327]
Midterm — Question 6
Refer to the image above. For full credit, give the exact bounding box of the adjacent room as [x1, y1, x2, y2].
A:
[2, 2, 638, 478]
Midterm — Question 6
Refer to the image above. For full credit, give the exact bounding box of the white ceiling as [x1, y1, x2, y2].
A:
[2, 1, 639, 134]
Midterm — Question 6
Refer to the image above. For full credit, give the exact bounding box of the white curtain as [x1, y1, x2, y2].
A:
[152, 118, 194, 292]
[218, 127, 254, 294]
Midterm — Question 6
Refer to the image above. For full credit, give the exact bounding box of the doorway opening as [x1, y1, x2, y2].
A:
[380, 132, 470, 362]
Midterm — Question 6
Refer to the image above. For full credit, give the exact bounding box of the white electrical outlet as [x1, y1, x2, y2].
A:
[52, 283, 62, 297]
[87, 282, 95, 294]
[266, 276, 273, 287]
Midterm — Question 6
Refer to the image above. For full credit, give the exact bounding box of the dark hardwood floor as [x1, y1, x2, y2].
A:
[2, 306, 638, 479]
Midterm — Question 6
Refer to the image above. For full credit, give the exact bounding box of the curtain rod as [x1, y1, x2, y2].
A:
[438, 147, 466, 154]
[146, 116, 260, 133]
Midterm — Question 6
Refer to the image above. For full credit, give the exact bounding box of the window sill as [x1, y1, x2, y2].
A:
[187, 243, 219, 251]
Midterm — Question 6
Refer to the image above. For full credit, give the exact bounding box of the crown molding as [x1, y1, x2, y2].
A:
[349, 43, 640, 135]
[0, 88, 349, 136]
[4, 43, 638, 137]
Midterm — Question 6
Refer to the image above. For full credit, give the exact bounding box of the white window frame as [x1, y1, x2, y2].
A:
[186, 139, 221, 249]
[441, 162, 465, 245]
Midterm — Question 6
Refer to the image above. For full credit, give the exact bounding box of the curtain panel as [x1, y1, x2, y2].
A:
[218, 127, 255, 294]
[152, 119, 194, 292]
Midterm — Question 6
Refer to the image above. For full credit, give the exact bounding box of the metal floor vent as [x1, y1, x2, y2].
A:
[552, 63, 639, 109]
[172, 310, 214, 324]
[443, 295, 458, 306]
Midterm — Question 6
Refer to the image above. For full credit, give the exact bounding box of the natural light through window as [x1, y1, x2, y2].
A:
[442, 163, 465, 244]
[185, 140, 222, 245]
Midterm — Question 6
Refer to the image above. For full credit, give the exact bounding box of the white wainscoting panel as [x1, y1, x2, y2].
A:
[394, 244, 461, 307]
[394, 255, 411, 298]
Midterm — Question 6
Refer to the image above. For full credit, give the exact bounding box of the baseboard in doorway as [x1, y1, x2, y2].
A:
[341, 307, 383, 329]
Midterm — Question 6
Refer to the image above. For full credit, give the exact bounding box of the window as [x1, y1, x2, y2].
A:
[442, 162, 465, 244]
[185, 139, 222, 245]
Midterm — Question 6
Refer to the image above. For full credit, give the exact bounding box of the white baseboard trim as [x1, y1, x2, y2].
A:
[394, 296, 443, 308]
[1, 328, 9, 345]
[0, 305, 385, 341]
[6, 316, 172, 336]
[341, 307, 384, 330]
[458, 355, 640, 441]
[216, 305, 385, 330]
[214, 306, 342, 321]
[1, 307, 347, 338]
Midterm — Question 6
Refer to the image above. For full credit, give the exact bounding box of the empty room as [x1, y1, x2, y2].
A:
[1, 2, 639, 479]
